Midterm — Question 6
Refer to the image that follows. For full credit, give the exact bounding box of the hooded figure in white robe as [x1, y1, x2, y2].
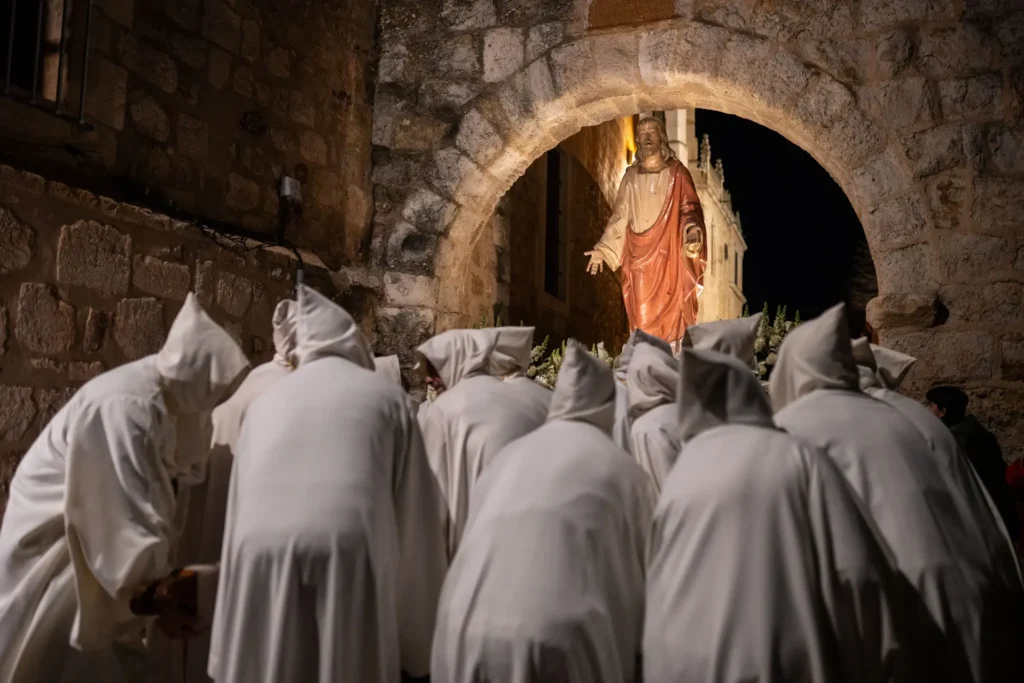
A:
[209, 285, 445, 683]
[628, 314, 763, 491]
[158, 299, 298, 683]
[416, 327, 549, 559]
[851, 341, 1024, 624]
[644, 347, 902, 683]
[626, 340, 678, 491]
[771, 303, 1019, 683]
[613, 330, 673, 454]
[432, 341, 654, 683]
[374, 354, 403, 386]
[0, 294, 250, 683]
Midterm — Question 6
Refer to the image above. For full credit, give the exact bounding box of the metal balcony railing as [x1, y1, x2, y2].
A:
[1, 0, 92, 126]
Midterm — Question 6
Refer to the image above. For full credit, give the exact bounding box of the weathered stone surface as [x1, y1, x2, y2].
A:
[268, 47, 290, 78]
[384, 272, 437, 308]
[887, 329, 997, 382]
[225, 173, 259, 211]
[442, 0, 496, 30]
[117, 34, 177, 94]
[935, 232, 1012, 281]
[56, 221, 131, 295]
[972, 177, 1024, 235]
[129, 95, 170, 142]
[35, 387, 75, 425]
[903, 125, 964, 178]
[69, 361, 105, 381]
[83, 308, 110, 353]
[0, 304, 7, 356]
[874, 29, 913, 79]
[996, 12, 1024, 65]
[866, 293, 936, 330]
[526, 22, 563, 62]
[440, 34, 480, 77]
[241, 20, 260, 62]
[289, 90, 315, 127]
[171, 31, 208, 69]
[16, 284, 75, 354]
[861, 0, 957, 31]
[269, 127, 297, 152]
[401, 189, 456, 234]
[177, 114, 210, 160]
[386, 222, 438, 273]
[115, 298, 166, 360]
[484, 28, 524, 83]
[232, 64, 254, 97]
[195, 261, 215, 307]
[0, 386, 36, 442]
[300, 130, 328, 165]
[208, 47, 232, 89]
[376, 306, 435, 343]
[939, 282, 1021, 325]
[850, 148, 909, 205]
[0, 208, 35, 275]
[455, 109, 503, 166]
[925, 173, 967, 231]
[939, 74, 1003, 122]
[216, 272, 253, 316]
[133, 255, 191, 299]
[85, 57, 128, 130]
[378, 43, 411, 84]
[917, 24, 997, 78]
[308, 170, 341, 209]
[393, 116, 450, 153]
[875, 243, 933, 292]
[862, 78, 938, 133]
[867, 194, 928, 246]
[988, 126, 1024, 174]
[202, 0, 242, 53]
[1001, 339, 1024, 381]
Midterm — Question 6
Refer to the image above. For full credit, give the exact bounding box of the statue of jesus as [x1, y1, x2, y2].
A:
[585, 116, 707, 351]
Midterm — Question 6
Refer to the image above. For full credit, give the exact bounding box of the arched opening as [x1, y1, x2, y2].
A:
[474, 107, 876, 354]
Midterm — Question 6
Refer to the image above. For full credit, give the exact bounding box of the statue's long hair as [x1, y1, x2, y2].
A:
[632, 116, 676, 166]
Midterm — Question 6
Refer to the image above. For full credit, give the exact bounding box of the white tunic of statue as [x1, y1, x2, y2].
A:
[644, 347, 902, 683]
[0, 295, 250, 683]
[431, 342, 655, 683]
[416, 327, 549, 559]
[209, 286, 446, 683]
[771, 303, 1019, 683]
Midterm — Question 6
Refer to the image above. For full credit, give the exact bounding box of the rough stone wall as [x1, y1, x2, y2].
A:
[0, 0, 375, 269]
[0, 164, 343, 516]
[373, 0, 1024, 459]
[504, 118, 629, 352]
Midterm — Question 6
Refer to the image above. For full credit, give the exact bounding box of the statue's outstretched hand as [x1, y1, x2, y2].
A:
[585, 250, 604, 275]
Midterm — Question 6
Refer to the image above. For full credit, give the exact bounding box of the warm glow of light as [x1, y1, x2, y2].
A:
[623, 114, 636, 167]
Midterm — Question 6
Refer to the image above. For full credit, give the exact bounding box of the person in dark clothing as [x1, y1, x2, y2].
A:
[926, 385, 1019, 540]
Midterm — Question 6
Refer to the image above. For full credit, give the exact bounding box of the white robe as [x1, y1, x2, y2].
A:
[167, 300, 298, 683]
[432, 341, 654, 683]
[613, 330, 673, 454]
[417, 327, 549, 559]
[210, 285, 446, 683]
[644, 347, 902, 683]
[0, 295, 250, 683]
[771, 303, 1022, 683]
[374, 354, 403, 385]
[626, 341, 679, 492]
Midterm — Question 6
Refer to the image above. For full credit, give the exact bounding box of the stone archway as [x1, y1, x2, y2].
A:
[372, 2, 1024, 454]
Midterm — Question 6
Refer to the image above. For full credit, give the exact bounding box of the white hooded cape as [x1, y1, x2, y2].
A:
[416, 327, 549, 559]
[613, 330, 672, 454]
[644, 347, 902, 683]
[161, 299, 298, 683]
[0, 294, 249, 683]
[374, 354, 403, 385]
[432, 341, 654, 683]
[771, 303, 1020, 683]
[209, 285, 446, 683]
[680, 313, 762, 368]
[626, 340, 678, 492]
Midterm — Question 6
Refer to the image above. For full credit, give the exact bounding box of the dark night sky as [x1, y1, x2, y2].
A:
[694, 110, 870, 322]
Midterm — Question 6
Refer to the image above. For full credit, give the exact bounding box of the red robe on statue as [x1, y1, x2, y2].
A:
[621, 160, 707, 344]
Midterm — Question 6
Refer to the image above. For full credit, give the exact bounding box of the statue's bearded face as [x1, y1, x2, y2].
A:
[637, 122, 664, 159]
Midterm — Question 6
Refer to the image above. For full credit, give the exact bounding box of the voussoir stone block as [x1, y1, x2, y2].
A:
[56, 220, 131, 295]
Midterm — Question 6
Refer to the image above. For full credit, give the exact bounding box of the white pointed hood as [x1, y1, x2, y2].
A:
[271, 299, 298, 367]
[677, 347, 774, 444]
[626, 339, 677, 421]
[292, 284, 374, 369]
[547, 340, 616, 434]
[374, 354, 403, 385]
[415, 329, 493, 389]
[851, 337, 917, 391]
[769, 303, 859, 412]
[488, 326, 535, 377]
[680, 313, 762, 368]
[614, 329, 672, 381]
[156, 293, 251, 415]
